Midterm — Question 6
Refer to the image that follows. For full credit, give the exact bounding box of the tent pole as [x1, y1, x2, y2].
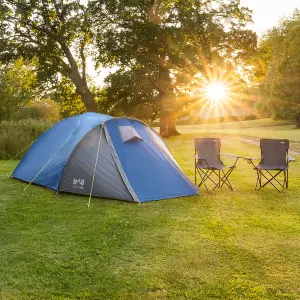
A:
[87, 126, 104, 208]
[23, 133, 73, 191]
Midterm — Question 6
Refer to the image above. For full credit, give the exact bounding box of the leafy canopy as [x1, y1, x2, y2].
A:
[92, 0, 256, 120]
[0, 58, 38, 121]
[256, 10, 300, 123]
[0, 0, 102, 111]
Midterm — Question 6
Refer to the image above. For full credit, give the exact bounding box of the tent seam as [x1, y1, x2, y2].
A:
[104, 123, 140, 203]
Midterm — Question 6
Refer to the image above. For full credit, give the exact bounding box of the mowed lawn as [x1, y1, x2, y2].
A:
[177, 119, 300, 142]
[1, 120, 300, 299]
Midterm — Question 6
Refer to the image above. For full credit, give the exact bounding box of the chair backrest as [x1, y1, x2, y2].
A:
[195, 138, 222, 166]
[260, 139, 289, 166]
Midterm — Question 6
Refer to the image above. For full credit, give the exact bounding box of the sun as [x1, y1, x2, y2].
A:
[205, 82, 227, 105]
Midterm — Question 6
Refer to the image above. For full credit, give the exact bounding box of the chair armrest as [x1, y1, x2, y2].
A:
[220, 153, 242, 159]
[195, 155, 206, 160]
[195, 156, 210, 167]
[246, 156, 262, 161]
[244, 156, 262, 165]
[287, 154, 296, 162]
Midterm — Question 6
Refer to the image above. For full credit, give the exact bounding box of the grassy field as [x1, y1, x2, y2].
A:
[177, 118, 300, 142]
[1, 119, 300, 299]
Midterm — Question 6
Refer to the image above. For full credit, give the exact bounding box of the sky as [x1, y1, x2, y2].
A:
[240, 0, 300, 35]
[92, 0, 300, 84]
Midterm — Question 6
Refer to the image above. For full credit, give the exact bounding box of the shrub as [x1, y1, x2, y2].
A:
[0, 119, 53, 160]
[10, 107, 43, 121]
[10, 99, 60, 122]
[243, 114, 257, 121]
[30, 99, 60, 122]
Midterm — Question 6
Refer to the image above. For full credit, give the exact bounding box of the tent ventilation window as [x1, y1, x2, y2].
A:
[119, 126, 143, 142]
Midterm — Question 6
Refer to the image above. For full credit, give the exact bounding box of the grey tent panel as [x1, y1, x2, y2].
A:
[59, 126, 134, 201]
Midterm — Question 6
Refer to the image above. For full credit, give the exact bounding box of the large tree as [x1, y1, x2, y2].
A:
[255, 10, 300, 127]
[0, 0, 101, 112]
[92, 0, 256, 136]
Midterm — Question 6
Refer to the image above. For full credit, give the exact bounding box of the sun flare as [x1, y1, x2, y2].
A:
[205, 82, 227, 105]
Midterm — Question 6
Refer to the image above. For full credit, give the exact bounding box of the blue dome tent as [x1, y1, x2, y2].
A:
[12, 113, 198, 202]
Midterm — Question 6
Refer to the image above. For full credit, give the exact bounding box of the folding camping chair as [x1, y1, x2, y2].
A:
[247, 139, 296, 192]
[194, 138, 241, 193]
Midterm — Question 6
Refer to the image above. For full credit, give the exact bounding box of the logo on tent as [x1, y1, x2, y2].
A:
[73, 178, 85, 189]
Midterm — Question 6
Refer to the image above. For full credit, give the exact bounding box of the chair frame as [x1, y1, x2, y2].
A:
[248, 147, 295, 193]
[194, 143, 241, 193]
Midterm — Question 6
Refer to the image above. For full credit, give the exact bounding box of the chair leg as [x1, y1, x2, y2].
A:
[211, 170, 221, 190]
[220, 169, 234, 191]
[198, 169, 212, 187]
[198, 169, 210, 193]
[255, 170, 260, 191]
[259, 171, 262, 188]
[196, 168, 223, 193]
[197, 168, 216, 193]
[255, 169, 286, 192]
[194, 152, 197, 185]
[196, 166, 237, 193]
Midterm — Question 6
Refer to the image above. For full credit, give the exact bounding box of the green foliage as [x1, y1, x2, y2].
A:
[29, 99, 60, 122]
[0, 58, 38, 121]
[55, 77, 107, 118]
[0, 119, 52, 159]
[0, 58, 60, 122]
[0, 0, 99, 111]
[10, 106, 43, 121]
[255, 10, 300, 125]
[102, 69, 160, 122]
[55, 77, 87, 118]
[92, 0, 257, 124]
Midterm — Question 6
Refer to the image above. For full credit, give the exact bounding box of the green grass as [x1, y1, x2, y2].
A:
[177, 118, 300, 142]
[1, 121, 300, 299]
[182, 118, 294, 130]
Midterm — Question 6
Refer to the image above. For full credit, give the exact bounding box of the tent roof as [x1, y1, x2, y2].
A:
[71, 112, 113, 126]
[12, 113, 113, 190]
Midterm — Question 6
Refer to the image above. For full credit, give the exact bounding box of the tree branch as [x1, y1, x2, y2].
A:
[80, 39, 87, 85]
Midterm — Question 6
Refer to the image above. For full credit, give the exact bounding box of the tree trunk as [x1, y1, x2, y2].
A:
[296, 114, 300, 128]
[158, 63, 179, 137]
[168, 113, 180, 136]
[160, 114, 169, 138]
[60, 43, 98, 113]
[159, 105, 180, 138]
[67, 70, 98, 113]
[77, 86, 98, 112]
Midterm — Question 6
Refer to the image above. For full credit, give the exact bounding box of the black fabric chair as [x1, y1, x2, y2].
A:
[194, 138, 241, 193]
[248, 139, 296, 192]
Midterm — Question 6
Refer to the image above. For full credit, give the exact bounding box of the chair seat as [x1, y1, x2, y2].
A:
[196, 162, 227, 170]
[256, 163, 288, 171]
